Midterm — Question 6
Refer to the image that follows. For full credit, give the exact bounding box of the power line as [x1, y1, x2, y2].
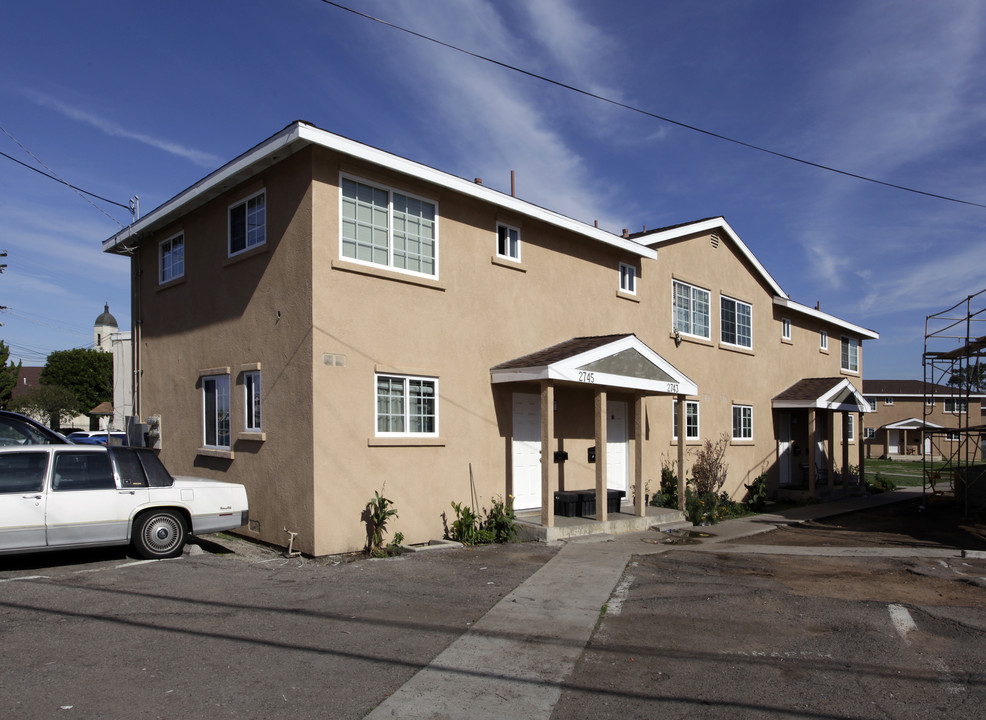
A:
[318, 0, 986, 210]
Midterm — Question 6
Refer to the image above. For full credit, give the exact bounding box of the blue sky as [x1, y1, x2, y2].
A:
[1, 0, 984, 378]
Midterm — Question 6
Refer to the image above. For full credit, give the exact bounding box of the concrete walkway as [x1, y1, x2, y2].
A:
[366, 487, 936, 719]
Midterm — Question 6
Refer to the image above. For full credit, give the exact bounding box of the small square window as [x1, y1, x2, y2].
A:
[864, 427, 875, 439]
[619, 263, 636, 294]
[672, 400, 700, 440]
[884, 397, 894, 406]
[375, 374, 438, 436]
[497, 223, 520, 261]
[732, 405, 753, 441]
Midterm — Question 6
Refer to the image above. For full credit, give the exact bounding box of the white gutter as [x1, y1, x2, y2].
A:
[773, 297, 879, 339]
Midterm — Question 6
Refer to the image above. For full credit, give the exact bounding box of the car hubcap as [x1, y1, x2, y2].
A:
[144, 516, 180, 553]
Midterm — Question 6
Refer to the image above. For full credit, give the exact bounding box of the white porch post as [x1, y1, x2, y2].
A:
[858, 413, 866, 485]
[540, 381, 557, 528]
[827, 411, 835, 491]
[842, 411, 851, 491]
[634, 393, 645, 517]
[807, 409, 816, 494]
[676, 394, 686, 512]
[594, 388, 608, 522]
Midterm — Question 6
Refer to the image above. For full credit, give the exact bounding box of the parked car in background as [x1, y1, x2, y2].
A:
[0, 410, 70, 446]
[0, 444, 248, 559]
[66, 430, 129, 446]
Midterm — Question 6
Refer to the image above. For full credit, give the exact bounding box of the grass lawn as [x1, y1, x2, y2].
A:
[863, 458, 944, 487]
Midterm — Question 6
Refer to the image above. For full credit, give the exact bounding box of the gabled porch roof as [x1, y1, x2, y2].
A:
[883, 417, 944, 430]
[490, 334, 697, 396]
[772, 377, 872, 413]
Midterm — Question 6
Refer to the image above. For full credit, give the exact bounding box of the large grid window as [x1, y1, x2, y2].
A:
[375, 375, 437, 435]
[159, 233, 184, 284]
[732, 405, 753, 440]
[944, 399, 968, 414]
[672, 400, 700, 440]
[721, 296, 752, 348]
[229, 190, 266, 256]
[342, 178, 437, 276]
[202, 374, 231, 449]
[497, 223, 520, 261]
[244, 371, 262, 432]
[841, 336, 859, 373]
[673, 280, 710, 340]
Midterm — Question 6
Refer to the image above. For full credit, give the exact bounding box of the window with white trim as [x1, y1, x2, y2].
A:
[159, 232, 184, 284]
[496, 223, 520, 261]
[884, 397, 894, 406]
[945, 431, 960, 441]
[864, 427, 875, 439]
[944, 399, 968, 414]
[672, 280, 710, 340]
[229, 190, 266, 256]
[846, 414, 855, 441]
[731, 404, 753, 441]
[244, 371, 262, 432]
[820, 329, 828, 350]
[865, 397, 878, 410]
[720, 296, 752, 348]
[375, 374, 437, 435]
[781, 318, 791, 340]
[841, 336, 859, 373]
[672, 400, 700, 440]
[926, 398, 935, 407]
[341, 177, 437, 276]
[619, 263, 636, 294]
[202, 374, 231, 449]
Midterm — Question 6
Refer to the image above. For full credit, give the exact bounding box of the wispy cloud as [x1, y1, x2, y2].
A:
[26, 90, 222, 168]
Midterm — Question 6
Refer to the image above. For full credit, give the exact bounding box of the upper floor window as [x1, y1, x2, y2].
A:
[926, 398, 935, 407]
[341, 177, 437, 277]
[375, 374, 438, 436]
[229, 190, 266, 256]
[159, 232, 184, 283]
[619, 263, 637, 294]
[673, 280, 710, 340]
[244, 371, 262, 432]
[497, 223, 520, 261]
[781, 318, 791, 340]
[720, 296, 752, 348]
[841, 336, 859, 373]
[846, 413, 855, 441]
[944, 399, 968, 414]
[202, 374, 231, 449]
[820, 330, 828, 350]
[672, 400, 700, 440]
[731, 404, 753, 441]
[884, 397, 894, 406]
[864, 427, 875, 439]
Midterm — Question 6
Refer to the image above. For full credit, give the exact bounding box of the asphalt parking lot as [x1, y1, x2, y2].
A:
[1, 497, 984, 719]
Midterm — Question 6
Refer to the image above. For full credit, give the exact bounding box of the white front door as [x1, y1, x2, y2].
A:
[888, 430, 901, 455]
[606, 400, 629, 494]
[778, 413, 792, 485]
[511, 393, 542, 511]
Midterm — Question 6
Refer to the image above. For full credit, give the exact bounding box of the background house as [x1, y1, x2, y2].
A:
[102, 121, 878, 556]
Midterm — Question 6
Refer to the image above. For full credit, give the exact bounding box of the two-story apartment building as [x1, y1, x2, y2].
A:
[102, 121, 877, 556]
[862, 379, 984, 460]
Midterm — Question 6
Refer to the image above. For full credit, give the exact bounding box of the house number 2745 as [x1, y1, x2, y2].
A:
[578, 371, 595, 383]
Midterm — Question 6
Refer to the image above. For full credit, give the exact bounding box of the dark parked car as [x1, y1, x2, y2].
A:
[0, 410, 70, 446]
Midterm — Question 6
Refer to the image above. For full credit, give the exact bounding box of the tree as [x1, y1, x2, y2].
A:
[0, 340, 21, 409]
[948, 361, 986, 392]
[8, 384, 79, 429]
[40, 348, 112, 415]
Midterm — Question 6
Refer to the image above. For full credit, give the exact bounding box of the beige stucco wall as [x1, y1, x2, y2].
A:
[133, 143, 873, 556]
[863, 396, 983, 460]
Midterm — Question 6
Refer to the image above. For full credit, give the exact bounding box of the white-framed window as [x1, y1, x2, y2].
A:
[672, 400, 700, 440]
[720, 295, 752, 348]
[926, 397, 935, 407]
[846, 414, 855, 441]
[159, 232, 184, 283]
[229, 190, 266, 256]
[341, 176, 437, 277]
[375, 374, 438, 436]
[496, 223, 520, 261]
[841, 336, 859, 373]
[865, 397, 878, 410]
[619, 263, 637, 294]
[945, 431, 960, 441]
[781, 318, 791, 340]
[244, 371, 262, 432]
[884, 397, 894, 406]
[864, 427, 875, 439]
[731, 405, 753, 441]
[672, 280, 710, 340]
[820, 330, 828, 350]
[944, 399, 968, 414]
[202, 374, 231, 449]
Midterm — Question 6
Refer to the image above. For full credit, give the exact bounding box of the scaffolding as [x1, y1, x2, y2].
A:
[922, 289, 986, 514]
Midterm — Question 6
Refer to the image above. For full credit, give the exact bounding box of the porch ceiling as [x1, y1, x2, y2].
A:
[772, 377, 872, 412]
[490, 334, 698, 395]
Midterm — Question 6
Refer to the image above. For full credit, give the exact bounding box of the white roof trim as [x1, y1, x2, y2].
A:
[772, 378, 872, 412]
[104, 121, 656, 259]
[883, 417, 944, 430]
[490, 335, 698, 396]
[774, 297, 879, 340]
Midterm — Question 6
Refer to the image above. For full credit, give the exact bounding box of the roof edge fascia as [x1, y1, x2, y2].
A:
[773, 297, 879, 340]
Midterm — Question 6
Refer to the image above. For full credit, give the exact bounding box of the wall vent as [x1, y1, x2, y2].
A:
[710, 233, 720, 248]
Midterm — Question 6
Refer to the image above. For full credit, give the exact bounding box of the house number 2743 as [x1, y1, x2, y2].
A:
[578, 371, 595, 383]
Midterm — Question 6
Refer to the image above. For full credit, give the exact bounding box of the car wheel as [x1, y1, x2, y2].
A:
[133, 510, 187, 559]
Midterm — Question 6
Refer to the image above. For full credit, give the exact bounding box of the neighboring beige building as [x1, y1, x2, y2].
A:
[102, 121, 878, 556]
[862, 379, 984, 461]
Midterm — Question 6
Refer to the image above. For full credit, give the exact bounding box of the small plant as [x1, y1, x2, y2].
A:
[866, 473, 896, 494]
[442, 496, 517, 545]
[744, 471, 769, 512]
[651, 456, 679, 508]
[362, 489, 399, 555]
[691, 433, 729, 496]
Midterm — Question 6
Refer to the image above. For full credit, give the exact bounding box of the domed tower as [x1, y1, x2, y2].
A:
[94, 303, 118, 352]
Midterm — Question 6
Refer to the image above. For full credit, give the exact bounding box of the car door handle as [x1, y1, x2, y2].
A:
[22, 495, 41, 500]
[118, 490, 136, 495]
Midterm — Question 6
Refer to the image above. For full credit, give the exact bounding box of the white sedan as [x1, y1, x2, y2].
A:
[0, 445, 248, 559]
